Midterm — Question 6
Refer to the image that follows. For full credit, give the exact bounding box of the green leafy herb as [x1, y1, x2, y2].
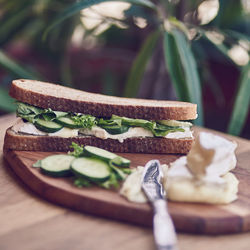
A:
[70, 142, 85, 157]
[99, 172, 120, 189]
[74, 178, 92, 187]
[71, 114, 96, 129]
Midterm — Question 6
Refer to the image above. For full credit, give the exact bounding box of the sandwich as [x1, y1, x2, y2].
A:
[4, 79, 197, 154]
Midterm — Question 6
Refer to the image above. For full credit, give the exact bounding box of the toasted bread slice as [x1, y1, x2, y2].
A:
[4, 119, 193, 154]
[10, 79, 197, 120]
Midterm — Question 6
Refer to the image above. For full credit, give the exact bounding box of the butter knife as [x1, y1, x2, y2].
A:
[141, 160, 178, 250]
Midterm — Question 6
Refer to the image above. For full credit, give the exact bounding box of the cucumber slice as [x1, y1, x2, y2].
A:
[55, 116, 81, 128]
[83, 146, 130, 167]
[71, 157, 110, 182]
[109, 163, 127, 180]
[40, 155, 75, 177]
[34, 119, 63, 133]
[157, 120, 192, 127]
[101, 125, 129, 135]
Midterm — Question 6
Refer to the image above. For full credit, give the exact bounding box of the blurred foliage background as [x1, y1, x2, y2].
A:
[0, 0, 249, 137]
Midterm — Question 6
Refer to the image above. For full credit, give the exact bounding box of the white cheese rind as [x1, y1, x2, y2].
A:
[186, 132, 237, 178]
[121, 132, 239, 205]
[166, 132, 239, 204]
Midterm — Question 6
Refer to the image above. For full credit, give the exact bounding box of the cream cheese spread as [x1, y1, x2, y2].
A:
[19, 122, 47, 136]
[120, 165, 168, 203]
[18, 122, 78, 138]
[18, 121, 193, 141]
[80, 126, 193, 142]
[48, 127, 78, 138]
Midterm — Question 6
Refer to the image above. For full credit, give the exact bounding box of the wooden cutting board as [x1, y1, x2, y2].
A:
[3, 149, 250, 235]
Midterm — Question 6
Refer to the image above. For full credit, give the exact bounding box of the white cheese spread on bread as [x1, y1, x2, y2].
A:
[80, 126, 192, 142]
[18, 122, 78, 138]
[17, 121, 193, 141]
[19, 122, 46, 136]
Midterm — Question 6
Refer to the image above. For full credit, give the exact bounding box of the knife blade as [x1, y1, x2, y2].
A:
[141, 160, 178, 250]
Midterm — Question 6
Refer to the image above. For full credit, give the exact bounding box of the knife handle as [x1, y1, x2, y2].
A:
[153, 199, 178, 250]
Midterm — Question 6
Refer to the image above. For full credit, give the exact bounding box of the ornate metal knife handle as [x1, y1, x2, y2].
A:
[153, 199, 178, 250]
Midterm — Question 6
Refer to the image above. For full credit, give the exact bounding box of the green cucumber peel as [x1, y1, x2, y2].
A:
[109, 158, 127, 181]
[33, 160, 42, 168]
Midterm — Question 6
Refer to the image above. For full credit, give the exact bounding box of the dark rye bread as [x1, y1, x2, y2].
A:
[10, 79, 197, 120]
[4, 125, 193, 154]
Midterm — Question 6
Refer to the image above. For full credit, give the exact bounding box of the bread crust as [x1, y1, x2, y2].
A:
[4, 126, 193, 154]
[10, 79, 197, 120]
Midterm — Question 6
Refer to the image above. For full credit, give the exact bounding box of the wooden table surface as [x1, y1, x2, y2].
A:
[1, 114, 250, 250]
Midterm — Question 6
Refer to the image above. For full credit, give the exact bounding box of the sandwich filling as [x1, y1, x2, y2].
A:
[15, 102, 194, 141]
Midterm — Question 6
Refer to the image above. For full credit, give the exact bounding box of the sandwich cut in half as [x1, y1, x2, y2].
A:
[4, 79, 197, 154]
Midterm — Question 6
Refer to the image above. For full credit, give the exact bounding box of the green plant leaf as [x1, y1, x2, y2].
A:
[226, 29, 250, 45]
[163, 31, 189, 101]
[171, 29, 203, 125]
[202, 31, 235, 65]
[0, 50, 42, 79]
[0, 86, 15, 112]
[44, 0, 156, 39]
[123, 30, 160, 97]
[0, 7, 30, 45]
[227, 64, 250, 135]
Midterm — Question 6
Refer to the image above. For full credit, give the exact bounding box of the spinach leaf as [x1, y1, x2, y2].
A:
[152, 123, 185, 137]
[98, 117, 122, 127]
[112, 115, 154, 130]
[16, 102, 43, 115]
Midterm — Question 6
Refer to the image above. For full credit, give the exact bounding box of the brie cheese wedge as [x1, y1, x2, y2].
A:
[166, 132, 239, 204]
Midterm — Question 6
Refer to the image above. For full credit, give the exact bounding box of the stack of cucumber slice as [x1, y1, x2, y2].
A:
[33, 144, 131, 189]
